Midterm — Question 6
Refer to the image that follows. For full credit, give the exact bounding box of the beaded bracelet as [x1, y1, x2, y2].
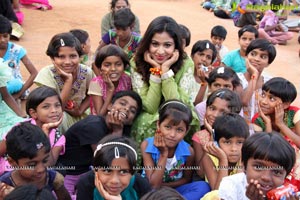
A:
[149, 68, 162, 76]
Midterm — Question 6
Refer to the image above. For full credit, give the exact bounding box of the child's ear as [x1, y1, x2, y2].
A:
[282, 102, 290, 110]
[7, 156, 18, 166]
[28, 108, 37, 119]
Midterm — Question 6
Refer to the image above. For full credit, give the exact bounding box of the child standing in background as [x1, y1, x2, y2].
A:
[88, 45, 131, 116]
[98, 8, 142, 65]
[221, 25, 258, 73]
[0, 15, 38, 100]
[70, 29, 93, 67]
[0, 123, 71, 200]
[210, 25, 229, 67]
[141, 100, 211, 200]
[34, 32, 94, 133]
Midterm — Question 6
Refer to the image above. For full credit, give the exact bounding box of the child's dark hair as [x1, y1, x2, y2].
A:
[179, 24, 191, 47]
[111, 90, 143, 118]
[0, 15, 12, 34]
[94, 45, 129, 69]
[270, 0, 284, 12]
[158, 99, 192, 130]
[242, 132, 295, 175]
[211, 25, 227, 40]
[140, 186, 185, 200]
[207, 66, 240, 89]
[4, 184, 56, 200]
[246, 38, 276, 64]
[69, 29, 89, 45]
[93, 135, 137, 174]
[26, 86, 62, 115]
[238, 25, 258, 39]
[46, 32, 83, 59]
[262, 77, 297, 103]
[110, 0, 129, 11]
[191, 40, 217, 64]
[206, 88, 242, 114]
[6, 122, 51, 162]
[113, 8, 135, 29]
[213, 113, 249, 143]
[135, 16, 184, 84]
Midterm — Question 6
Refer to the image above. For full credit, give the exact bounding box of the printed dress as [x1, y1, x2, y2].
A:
[34, 64, 94, 133]
[0, 61, 23, 140]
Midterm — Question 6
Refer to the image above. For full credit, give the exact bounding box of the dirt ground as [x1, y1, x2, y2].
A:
[17, 0, 300, 106]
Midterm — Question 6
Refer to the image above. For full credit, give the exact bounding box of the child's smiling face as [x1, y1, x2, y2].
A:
[245, 158, 287, 195]
[205, 97, 230, 126]
[247, 49, 269, 73]
[96, 157, 132, 196]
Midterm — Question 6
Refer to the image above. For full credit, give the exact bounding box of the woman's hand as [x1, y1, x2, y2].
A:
[95, 173, 122, 200]
[161, 50, 179, 73]
[41, 114, 63, 136]
[144, 51, 160, 69]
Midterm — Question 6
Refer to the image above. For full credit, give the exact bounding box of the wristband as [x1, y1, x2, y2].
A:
[150, 74, 161, 83]
[161, 69, 174, 80]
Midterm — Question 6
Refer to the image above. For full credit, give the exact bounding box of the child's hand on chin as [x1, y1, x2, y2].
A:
[0, 182, 14, 199]
[245, 179, 266, 200]
[95, 173, 122, 200]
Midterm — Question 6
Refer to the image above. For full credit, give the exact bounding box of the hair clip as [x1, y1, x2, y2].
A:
[206, 43, 210, 49]
[217, 67, 225, 74]
[216, 90, 226, 98]
[114, 147, 120, 159]
[94, 142, 137, 160]
[36, 142, 43, 150]
[159, 100, 188, 112]
[60, 39, 65, 46]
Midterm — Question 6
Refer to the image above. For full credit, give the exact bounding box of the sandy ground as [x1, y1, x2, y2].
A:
[16, 0, 300, 106]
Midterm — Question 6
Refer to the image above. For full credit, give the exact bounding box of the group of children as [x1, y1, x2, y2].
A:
[0, 0, 300, 199]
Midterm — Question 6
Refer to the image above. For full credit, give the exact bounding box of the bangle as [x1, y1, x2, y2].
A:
[200, 82, 207, 86]
[251, 75, 256, 80]
[161, 69, 174, 80]
[149, 68, 162, 76]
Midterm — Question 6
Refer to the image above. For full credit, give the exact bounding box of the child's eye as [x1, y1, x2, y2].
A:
[130, 108, 137, 115]
[208, 105, 215, 111]
[120, 170, 130, 175]
[176, 128, 184, 134]
[70, 54, 78, 59]
[272, 170, 283, 176]
[102, 169, 112, 174]
[55, 103, 62, 108]
[42, 105, 50, 109]
[164, 125, 171, 129]
[261, 55, 268, 59]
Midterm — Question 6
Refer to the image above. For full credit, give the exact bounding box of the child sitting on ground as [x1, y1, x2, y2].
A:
[252, 77, 300, 190]
[70, 29, 93, 67]
[201, 113, 249, 190]
[98, 8, 142, 64]
[210, 25, 229, 67]
[0, 15, 38, 101]
[141, 100, 211, 200]
[0, 122, 71, 200]
[88, 45, 131, 116]
[258, 0, 293, 45]
[218, 132, 297, 199]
